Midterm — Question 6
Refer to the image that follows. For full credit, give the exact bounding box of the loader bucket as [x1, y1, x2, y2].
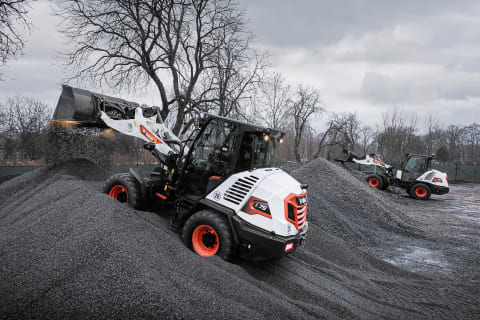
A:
[52, 85, 140, 125]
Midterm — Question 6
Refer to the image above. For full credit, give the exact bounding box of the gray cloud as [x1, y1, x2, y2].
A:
[1, 0, 479, 128]
[242, 0, 480, 125]
[242, 0, 480, 48]
[361, 70, 480, 104]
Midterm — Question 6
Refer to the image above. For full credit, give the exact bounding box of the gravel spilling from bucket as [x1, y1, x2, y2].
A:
[0, 159, 479, 319]
[46, 125, 115, 167]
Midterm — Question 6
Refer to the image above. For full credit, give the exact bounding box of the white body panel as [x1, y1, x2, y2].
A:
[396, 170, 402, 179]
[352, 154, 449, 188]
[416, 169, 449, 187]
[206, 168, 307, 237]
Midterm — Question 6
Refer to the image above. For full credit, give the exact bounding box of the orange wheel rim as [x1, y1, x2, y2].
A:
[369, 177, 379, 187]
[192, 225, 219, 257]
[415, 187, 427, 197]
[109, 185, 128, 203]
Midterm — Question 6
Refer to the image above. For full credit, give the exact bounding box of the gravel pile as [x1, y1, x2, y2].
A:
[0, 159, 478, 319]
[277, 161, 304, 173]
[291, 159, 423, 247]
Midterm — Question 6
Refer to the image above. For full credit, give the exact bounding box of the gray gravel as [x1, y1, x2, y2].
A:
[46, 125, 114, 167]
[0, 159, 479, 319]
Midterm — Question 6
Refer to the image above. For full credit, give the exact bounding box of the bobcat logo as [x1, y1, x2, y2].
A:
[213, 191, 222, 201]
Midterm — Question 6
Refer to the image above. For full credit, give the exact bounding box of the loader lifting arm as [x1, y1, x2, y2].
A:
[338, 149, 392, 170]
[52, 85, 182, 165]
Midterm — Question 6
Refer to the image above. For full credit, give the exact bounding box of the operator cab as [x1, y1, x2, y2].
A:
[179, 115, 283, 197]
[398, 154, 433, 183]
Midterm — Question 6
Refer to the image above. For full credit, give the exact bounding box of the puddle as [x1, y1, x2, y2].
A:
[381, 246, 451, 274]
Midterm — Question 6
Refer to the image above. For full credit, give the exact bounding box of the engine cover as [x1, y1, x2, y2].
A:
[205, 168, 307, 237]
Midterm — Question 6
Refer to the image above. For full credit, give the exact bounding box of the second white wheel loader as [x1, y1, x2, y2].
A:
[340, 150, 449, 200]
[51, 85, 308, 261]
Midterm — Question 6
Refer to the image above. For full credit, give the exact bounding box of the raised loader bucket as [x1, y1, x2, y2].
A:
[52, 85, 140, 125]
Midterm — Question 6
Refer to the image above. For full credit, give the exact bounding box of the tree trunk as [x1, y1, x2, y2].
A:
[294, 136, 302, 162]
[172, 101, 186, 135]
[313, 127, 332, 159]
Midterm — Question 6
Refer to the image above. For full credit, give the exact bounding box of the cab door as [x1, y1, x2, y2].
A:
[401, 155, 427, 183]
[182, 119, 238, 196]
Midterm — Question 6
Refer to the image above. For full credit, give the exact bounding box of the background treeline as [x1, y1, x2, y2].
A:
[0, 0, 478, 166]
[0, 94, 478, 166]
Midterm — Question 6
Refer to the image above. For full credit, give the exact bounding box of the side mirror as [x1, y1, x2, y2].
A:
[144, 142, 156, 151]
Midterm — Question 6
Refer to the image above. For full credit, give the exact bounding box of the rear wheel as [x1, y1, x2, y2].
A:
[410, 183, 431, 200]
[182, 210, 235, 261]
[104, 173, 143, 209]
[366, 174, 385, 190]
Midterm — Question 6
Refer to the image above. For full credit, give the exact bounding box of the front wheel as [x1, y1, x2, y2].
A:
[366, 174, 385, 190]
[182, 210, 235, 261]
[104, 173, 144, 209]
[410, 183, 431, 200]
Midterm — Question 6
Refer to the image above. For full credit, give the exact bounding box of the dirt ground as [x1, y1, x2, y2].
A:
[376, 184, 480, 279]
[0, 159, 479, 319]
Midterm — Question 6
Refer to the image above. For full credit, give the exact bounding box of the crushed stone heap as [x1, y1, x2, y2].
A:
[0, 159, 478, 319]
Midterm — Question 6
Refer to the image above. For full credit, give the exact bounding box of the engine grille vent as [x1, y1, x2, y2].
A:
[426, 172, 435, 181]
[223, 175, 259, 205]
[285, 193, 308, 230]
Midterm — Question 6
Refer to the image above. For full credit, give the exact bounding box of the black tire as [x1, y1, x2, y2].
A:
[366, 174, 385, 190]
[410, 183, 431, 200]
[104, 173, 144, 209]
[379, 180, 389, 190]
[182, 209, 235, 261]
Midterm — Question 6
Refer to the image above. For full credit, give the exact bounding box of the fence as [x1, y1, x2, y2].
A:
[2, 162, 480, 184]
[344, 162, 480, 183]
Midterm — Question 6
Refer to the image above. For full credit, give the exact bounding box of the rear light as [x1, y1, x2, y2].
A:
[446, 176, 449, 184]
[432, 178, 443, 183]
[285, 242, 295, 252]
[295, 195, 307, 206]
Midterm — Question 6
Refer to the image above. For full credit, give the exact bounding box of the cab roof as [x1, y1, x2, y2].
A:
[204, 113, 284, 139]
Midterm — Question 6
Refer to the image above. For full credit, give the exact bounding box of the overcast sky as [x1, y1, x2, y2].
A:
[1, 0, 480, 130]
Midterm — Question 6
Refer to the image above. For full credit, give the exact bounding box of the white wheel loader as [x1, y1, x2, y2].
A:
[51, 85, 308, 261]
[340, 150, 449, 200]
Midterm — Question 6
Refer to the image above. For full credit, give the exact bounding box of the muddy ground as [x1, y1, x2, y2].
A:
[0, 159, 479, 319]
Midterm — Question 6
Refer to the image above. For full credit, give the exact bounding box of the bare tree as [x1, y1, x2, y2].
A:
[55, 0, 247, 134]
[445, 125, 463, 162]
[0, 96, 51, 161]
[461, 123, 480, 164]
[377, 107, 418, 162]
[0, 0, 32, 73]
[332, 112, 361, 150]
[358, 125, 373, 154]
[194, 30, 269, 120]
[290, 85, 323, 162]
[312, 125, 333, 159]
[424, 115, 441, 154]
[257, 72, 290, 130]
[313, 112, 361, 159]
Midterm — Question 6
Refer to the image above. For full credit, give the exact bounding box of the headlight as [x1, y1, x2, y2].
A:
[242, 197, 271, 218]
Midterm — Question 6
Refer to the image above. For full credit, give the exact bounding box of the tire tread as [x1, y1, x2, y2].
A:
[103, 173, 143, 209]
[182, 209, 235, 261]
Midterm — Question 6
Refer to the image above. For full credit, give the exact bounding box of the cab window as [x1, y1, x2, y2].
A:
[404, 156, 425, 171]
[236, 132, 275, 172]
[185, 119, 236, 195]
